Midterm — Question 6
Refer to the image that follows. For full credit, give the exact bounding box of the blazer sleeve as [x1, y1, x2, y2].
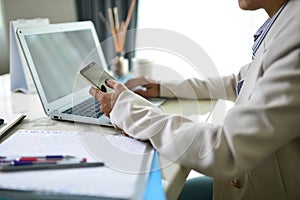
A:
[159, 64, 250, 102]
[110, 15, 300, 180]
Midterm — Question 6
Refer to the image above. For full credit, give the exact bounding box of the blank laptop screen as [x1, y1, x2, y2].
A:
[24, 30, 95, 103]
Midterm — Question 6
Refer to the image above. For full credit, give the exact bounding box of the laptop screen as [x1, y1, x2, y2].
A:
[24, 30, 95, 103]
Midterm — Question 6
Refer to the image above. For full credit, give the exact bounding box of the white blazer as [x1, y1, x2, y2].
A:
[110, 0, 300, 199]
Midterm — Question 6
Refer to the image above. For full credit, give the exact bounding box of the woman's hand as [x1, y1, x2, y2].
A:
[89, 79, 127, 117]
[125, 76, 160, 98]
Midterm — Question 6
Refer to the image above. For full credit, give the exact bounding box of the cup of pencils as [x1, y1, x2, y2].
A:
[99, 0, 136, 78]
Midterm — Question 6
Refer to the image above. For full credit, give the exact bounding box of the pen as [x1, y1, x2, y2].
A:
[12, 158, 86, 166]
[0, 161, 104, 172]
[0, 155, 76, 162]
[18, 155, 76, 161]
[0, 158, 85, 166]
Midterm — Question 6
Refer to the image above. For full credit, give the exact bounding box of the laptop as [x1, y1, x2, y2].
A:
[17, 21, 166, 127]
[17, 21, 113, 126]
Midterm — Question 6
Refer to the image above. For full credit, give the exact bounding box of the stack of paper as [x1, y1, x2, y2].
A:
[0, 130, 153, 199]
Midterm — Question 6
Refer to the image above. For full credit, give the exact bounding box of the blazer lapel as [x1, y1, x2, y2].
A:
[263, 0, 297, 49]
[235, 46, 264, 104]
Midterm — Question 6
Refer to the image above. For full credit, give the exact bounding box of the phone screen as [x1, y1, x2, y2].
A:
[80, 62, 115, 92]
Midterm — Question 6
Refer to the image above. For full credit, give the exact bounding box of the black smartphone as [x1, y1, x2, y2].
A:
[80, 62, 115, 92]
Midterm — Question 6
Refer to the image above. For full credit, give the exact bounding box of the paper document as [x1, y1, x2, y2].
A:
[0, 130, 153, 199]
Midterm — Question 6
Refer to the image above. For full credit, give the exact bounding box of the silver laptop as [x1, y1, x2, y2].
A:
[17, 21, 112, 126]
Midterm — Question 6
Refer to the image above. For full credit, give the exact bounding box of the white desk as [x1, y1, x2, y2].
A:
[0, 74, 216, 200]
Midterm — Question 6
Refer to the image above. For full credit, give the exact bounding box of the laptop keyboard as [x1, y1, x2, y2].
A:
[63, 98, 103, 118]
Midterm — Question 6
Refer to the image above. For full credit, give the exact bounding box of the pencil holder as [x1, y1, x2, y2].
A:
[110, 54, 128, 78]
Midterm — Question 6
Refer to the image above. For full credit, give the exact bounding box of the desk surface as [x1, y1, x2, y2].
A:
[0, 74, 216, 200]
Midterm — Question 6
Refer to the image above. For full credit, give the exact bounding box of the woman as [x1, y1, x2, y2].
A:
[90, 0, 300, 199]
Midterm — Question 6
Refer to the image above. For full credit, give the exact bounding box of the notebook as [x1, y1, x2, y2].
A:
[16, 21, 112, 126]
[0, 114, 26, 139]
[0, 129, 153, 199]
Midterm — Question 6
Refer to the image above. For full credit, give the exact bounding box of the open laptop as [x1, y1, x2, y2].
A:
[17, 21, 166, 126]
[17, 21, 113, 126]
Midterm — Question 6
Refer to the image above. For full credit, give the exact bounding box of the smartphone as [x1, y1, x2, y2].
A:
[80, 62, 115, 92]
